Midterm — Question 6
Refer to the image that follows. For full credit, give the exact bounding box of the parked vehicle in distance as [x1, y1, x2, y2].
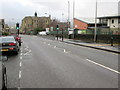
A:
[11, 34, 22, 46]
[0, 36, 20, 55]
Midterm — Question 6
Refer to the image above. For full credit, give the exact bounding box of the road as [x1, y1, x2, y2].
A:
[4, 35, 119, 89]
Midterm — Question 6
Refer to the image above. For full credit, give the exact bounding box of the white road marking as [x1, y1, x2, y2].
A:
[20, 62, 22, 67]
[54, 46, 56, 48]
[24, 50, 31, 55]
[19, 71, 21, 79]
[48, 44, 50, 46]
[20, 53, 23, 55]
[25, 47, 29, 50]
[20, 57, 23, 60]
[86, 59, 120, 74]
[64, 49, 66, 53]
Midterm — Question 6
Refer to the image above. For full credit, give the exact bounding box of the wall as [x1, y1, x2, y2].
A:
[74, 19, 88, 30]
[108, 18, 118, 28]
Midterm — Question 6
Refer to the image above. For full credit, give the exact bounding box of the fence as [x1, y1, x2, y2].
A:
[48, 28, 120, 44]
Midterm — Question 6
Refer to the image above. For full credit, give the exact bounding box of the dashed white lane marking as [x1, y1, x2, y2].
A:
[19, 71, 21, 79]
[48, 44, 50, 46]
[20, 57, 23, 60]
[20, 53, 23, 55]
[86, 59, 120, 74]
[64, 49, 66, 53]
[20, 62, 22, 67]
[54, 46, 56, 48]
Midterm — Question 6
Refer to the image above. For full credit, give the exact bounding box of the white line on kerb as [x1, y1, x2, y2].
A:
[19, 71, 21, 79]
[86, 59, 120, 74]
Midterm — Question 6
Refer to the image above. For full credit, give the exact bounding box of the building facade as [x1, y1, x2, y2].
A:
[0, 19, 10, 34]
[21, 12, 51, 34]
[98, 16, 120, 34]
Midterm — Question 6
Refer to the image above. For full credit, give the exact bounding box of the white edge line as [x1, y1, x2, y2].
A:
[86, 59, 120, 74]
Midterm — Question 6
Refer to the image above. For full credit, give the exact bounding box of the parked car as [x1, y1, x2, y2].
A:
[0, 36, 20, 55]
[11, 34, 22, 46]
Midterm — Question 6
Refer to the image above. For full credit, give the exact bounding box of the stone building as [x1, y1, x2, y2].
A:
[0, 19, 10, 34]
[20, 12, 51, 34]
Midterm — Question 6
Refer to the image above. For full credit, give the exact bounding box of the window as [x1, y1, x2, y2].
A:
[112, 20, 114, 24]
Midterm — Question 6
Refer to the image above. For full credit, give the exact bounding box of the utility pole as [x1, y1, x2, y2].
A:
[68, 1, 70, 39]
[73, 0, 75, 39]
[94, 0, 97, 43]
[62, 13, 64, 41]
[68, 1, 70, 29]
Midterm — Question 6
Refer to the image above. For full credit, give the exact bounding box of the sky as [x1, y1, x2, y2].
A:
[0, 0, 119, 25]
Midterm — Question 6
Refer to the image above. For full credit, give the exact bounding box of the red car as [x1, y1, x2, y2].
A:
[11, 34, 22, 46]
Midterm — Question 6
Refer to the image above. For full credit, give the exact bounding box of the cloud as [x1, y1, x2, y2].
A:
[0, 0, 119, 24]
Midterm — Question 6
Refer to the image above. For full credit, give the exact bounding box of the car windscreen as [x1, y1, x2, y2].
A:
[0, 37, 15, 43]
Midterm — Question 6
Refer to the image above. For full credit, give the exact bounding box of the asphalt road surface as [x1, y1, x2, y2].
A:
[4, 35, 119, 89]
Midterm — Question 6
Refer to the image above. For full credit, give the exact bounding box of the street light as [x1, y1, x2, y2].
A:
[94, 0, 98, 43]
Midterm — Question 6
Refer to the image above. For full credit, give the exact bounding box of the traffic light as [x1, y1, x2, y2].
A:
[16, 23, 19, 30]
[56, 25, 59, 30]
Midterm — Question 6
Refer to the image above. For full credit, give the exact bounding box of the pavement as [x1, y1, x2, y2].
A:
[63, 39, 120, 54]
[3, 35, 119, 89]
[40, 35, 119, 54]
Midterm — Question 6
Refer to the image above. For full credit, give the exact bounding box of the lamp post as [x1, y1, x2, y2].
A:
[73, 0, 75, 39]
[94, 0, 98, 43]
[62, 13, 64, 41]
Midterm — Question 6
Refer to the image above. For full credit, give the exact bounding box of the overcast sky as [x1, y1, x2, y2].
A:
[0, 0, 119, 25]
